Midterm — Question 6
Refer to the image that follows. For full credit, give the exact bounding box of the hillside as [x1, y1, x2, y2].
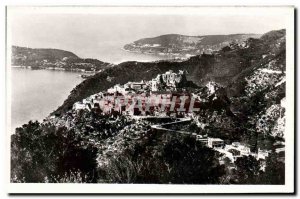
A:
[123, 33, 260, 57]
[53, 29, 285, 116]
[11, 46, 111, 72]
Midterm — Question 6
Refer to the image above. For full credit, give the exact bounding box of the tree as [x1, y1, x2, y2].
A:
[162, 137, 225, 184]
[261, 152, 285, 184]
[100, 136, 226, 184]
[11, 121, 98, 183]
[231, 155, 262, 184]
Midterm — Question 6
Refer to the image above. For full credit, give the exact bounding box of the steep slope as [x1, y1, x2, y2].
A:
[226, 29, 286, 140]
[226, 29, 286, 96]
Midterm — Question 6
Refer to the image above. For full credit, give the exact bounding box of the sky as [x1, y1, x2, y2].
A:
[8, 7, 288, 60]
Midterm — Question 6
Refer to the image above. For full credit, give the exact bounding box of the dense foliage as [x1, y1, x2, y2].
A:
[11, 121, 98, 182]
[101, 137, 225, 184]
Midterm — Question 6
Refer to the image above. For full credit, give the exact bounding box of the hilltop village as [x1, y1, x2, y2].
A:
[50, 69, 285, 173]
[73, 70, 199, 116]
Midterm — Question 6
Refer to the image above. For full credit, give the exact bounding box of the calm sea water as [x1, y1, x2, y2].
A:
[11, 50, 171, 132]
[81, 41, 179, 64]
[11, 68, 83, 131]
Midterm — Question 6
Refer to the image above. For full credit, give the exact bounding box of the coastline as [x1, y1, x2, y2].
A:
[121, 47, 190, 61]
[11, 65, 101, 74]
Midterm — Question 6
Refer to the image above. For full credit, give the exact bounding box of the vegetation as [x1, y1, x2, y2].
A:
[11, 121, 98, 183]
[11, 117, 284, 184]
[100, 136, 225, 184]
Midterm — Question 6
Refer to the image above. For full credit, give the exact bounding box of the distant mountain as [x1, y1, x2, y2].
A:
[124, 33, 261, 57]
[53, 29, 285, 116]
[11, 46, 111, 72]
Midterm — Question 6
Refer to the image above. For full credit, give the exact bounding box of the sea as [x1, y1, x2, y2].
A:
[10, 49, 175, 132]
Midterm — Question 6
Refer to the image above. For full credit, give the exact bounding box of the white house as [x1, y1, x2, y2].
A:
[208, 138, 224, 148]
[73, 102, 86, 110]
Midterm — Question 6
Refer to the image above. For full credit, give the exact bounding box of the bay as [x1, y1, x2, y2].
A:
[77, 41, 180, 64]
[10, 49, 172, 132]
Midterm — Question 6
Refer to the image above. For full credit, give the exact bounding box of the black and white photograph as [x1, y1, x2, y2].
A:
[6, 6, 294, 194]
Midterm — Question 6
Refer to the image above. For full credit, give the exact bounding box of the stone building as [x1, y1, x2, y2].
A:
[151, 70, 187, 92]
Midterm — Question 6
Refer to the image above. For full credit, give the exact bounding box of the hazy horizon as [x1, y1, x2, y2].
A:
[8, 8, 287, 61]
